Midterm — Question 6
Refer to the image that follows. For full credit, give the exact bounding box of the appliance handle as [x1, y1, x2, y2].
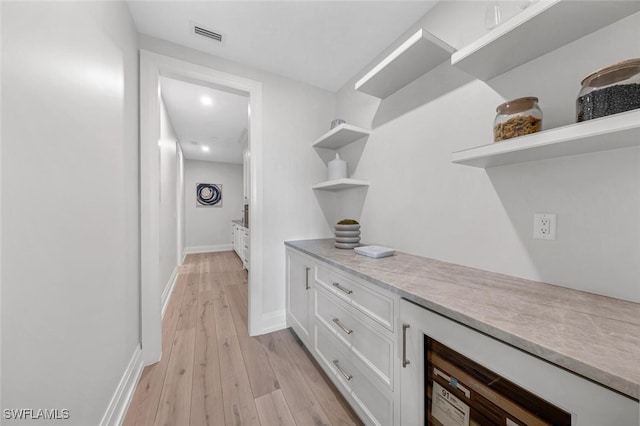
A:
[305, 267, 310, 290]
[402, 323, 411, 368]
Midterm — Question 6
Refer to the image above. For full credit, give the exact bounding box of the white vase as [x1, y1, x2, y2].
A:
[328, 153, 348, 181]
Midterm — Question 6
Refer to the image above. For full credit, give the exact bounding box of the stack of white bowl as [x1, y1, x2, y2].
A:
[334, 223, 360, 249]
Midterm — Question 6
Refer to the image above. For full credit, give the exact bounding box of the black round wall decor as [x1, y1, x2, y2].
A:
[196, 183, 222, 207]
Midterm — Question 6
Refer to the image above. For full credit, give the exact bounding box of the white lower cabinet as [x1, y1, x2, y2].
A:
[315, 324, 394, 426]
[315, 286, 394, 389]
[287, 247, 639, 426]
[232, 223, 249, 270]
[242, 227, 249, 270]
[285, 248, 314, 345]
[286, 246, 400, 425]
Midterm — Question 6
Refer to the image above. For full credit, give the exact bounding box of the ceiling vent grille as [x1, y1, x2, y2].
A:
[193, 25, 223, 43]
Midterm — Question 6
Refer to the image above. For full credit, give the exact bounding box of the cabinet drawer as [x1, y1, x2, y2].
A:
[315, 288, 393, 388]
[315, 326, 393, 426]
[315, 264, 394, 331]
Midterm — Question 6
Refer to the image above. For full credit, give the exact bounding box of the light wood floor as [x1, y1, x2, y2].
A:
[124, 251, 362, 426]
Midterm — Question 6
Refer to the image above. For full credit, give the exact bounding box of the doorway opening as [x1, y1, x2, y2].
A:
[140, 51, 264, 365]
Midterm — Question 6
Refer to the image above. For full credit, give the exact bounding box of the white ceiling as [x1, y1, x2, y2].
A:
[160, 76, 249, 163]
[128, 1, 439, 92]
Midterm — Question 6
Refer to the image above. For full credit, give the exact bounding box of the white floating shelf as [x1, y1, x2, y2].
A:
[312, 124, 371, 150]
[355, 28, 455, 99]
[452, 110, 640, 168]
[312, 178, 370, 191]
[452, 0, 640, 81]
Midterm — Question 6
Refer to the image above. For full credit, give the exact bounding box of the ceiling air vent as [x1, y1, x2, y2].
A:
[192, 23, 223, 43]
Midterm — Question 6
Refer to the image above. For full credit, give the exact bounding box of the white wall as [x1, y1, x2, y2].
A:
[1, 2, 140, 425]
[335, 4, 640, 302]
[184, 160, 243, 251]
[159, 97, 179, 296]
[139, 35, 336, 326]
[177, 145, 185, 263]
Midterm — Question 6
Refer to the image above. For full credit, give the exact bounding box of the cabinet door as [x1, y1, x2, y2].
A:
[233, 226, 238, 255]
[286, 249, 313, 343]
[399, 300, 425, 426]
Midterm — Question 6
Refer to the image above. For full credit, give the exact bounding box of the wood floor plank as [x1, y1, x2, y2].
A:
[291, 404, 332, 426]
[255, 390, 297, 426]
[278, 330, 363, 426]
[125, 251, 361, 426]
[190, 288, 224, 426]
[257, 332, 331, 425]
[123, 274, 188, 426]
[227, 285, 280, 399]
[177, 272, 199, 331]
[211, 277, 237, 340]
[217, 333, 260, 426]
[154, 328, 196, 426]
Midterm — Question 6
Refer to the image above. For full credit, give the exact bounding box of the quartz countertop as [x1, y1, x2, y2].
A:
[232, 219, 244, 226]
[285, 239, 640, 400]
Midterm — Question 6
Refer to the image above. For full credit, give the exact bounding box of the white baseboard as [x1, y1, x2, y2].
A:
[161, 266, 179, 318]
[100, 344, 143, 426]
[183, 244, 232, 255]
[255, 309, 287, 335]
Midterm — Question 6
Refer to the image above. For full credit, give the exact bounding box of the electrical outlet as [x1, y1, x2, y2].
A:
[534, 213, 556, 240]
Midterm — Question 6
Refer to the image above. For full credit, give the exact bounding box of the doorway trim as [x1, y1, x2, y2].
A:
[139, 50, 264, 364]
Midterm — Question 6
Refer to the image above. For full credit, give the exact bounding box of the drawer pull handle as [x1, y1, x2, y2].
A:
[332, 318, 353, 335]
[305, 267, 310, 290]
[402, 323, 411, 368]
[332, 282, 353, 295]
[332, 360, 353, 381]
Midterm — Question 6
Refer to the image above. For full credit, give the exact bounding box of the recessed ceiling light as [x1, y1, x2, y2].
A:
[200, 96, 213, 106]
[201, 146, 210, 152]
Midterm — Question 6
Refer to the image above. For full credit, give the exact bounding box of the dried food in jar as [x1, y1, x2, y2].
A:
[576, 59, 640, 122]
[577, 83, 640, 122]
[493, 97, 542, 142]
[493, 115, 542, 141]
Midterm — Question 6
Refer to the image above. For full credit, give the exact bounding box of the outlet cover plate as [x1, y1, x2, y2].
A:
[534, 213, 556, 240]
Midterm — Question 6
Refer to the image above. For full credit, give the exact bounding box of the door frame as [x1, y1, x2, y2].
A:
[139, 50, 264, 364]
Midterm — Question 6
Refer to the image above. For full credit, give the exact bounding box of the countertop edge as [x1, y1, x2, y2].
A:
[285, 239, 640, 400]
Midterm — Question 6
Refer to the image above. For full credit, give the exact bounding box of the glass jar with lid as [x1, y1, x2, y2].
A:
[493, 97, 542, 142]
[576, 58, 640, 122]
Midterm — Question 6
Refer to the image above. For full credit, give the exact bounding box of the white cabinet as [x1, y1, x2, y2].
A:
[313, 284, 398, 426]
[286, 248, 314, 345]
[232, 224, 241, 257]
[286, 246, 400, 425]
[242, 226, 249, 270]
[399, 299, 639, 426]
[232, 223, 248, 270]
[314, 325, 394, 426]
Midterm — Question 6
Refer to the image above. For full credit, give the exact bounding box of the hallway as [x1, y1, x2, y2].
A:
[123, 251, 362, 426]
